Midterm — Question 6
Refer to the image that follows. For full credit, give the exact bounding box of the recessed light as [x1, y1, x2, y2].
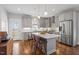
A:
[17, 8, 21, 11]
[44, 11, 48, 15]
[52, 9, 55, 11]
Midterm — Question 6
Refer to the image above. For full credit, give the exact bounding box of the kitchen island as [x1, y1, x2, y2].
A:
[32, 33, 57, 55]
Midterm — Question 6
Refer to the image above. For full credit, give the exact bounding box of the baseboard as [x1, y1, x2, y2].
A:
[47, 50, 56, 55]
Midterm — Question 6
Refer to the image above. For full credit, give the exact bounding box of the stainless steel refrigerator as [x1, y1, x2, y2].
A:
[59, 20, 73, 46]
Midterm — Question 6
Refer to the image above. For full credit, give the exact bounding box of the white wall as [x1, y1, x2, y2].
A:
[76, 11, 79, 45]
[72, 11, 79, 45]
[72, 11, 78, 46]
[0, 6, 8, 32]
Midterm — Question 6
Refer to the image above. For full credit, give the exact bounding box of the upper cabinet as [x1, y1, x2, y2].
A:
[45, 18, 50, 27]
[39, 17, 51, 28]
[59, 13, 65, 21]
[64, 11, 73, 20]
[39, 18, 45, 27]
[0, 7, 8, 32]
[55, 16, 59, 27]
[22, 15, 32, 28]
[54, 10, 73, 27]
[51, 16, 55, 23]
[58, 10, 73, 21]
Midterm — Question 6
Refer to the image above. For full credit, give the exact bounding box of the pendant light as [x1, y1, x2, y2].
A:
[37, 5, 40, 19]
[44, 4, 48, 15]
[44, 11, 48, 15]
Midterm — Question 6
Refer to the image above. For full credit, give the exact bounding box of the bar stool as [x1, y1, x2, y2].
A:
[27, 32, 32, 48]
[28, 32, 32, 40]
[31, 34, 35, 54]
[32, 35, 43, 54]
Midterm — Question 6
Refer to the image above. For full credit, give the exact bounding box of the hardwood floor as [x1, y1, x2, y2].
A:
[20, 40, 45, 55]
[13, 40, 45, 55]
[51, 42, 79, 55]
[13, 40, 79, 55]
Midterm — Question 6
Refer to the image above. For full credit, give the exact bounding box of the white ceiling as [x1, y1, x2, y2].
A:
[1, 4, 79, 17]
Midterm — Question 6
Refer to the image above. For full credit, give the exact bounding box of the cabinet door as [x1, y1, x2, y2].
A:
[49, 17, 51, 27]
[22, 17, 32, 28]
[51, 16, 55, 23]
[45, 19, 50, 27]
[55, 16, 59, 27]
[59, 13, 64, 21]
[59, 11, 73, 21]
[39, 19, 45, 27]
[39, 18, 50, 27]
[64, 11, 73, 20]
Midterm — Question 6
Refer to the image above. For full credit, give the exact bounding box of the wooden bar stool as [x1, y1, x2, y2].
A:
[28, 32, 32, 40]
[27, 32, 31, 42]
[33, 35, 43, 54]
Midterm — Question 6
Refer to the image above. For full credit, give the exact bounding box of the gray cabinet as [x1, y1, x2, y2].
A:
[64, 11, 73, 20]
[39, 18, 45, 27]
[59, 13, 64, 21]
[39, 17, 51, 27]
[59, 10, 73, 21]
[45, 18, 50, 27]
[55, 16, 59, 27]
[22, 15, 32, 28]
